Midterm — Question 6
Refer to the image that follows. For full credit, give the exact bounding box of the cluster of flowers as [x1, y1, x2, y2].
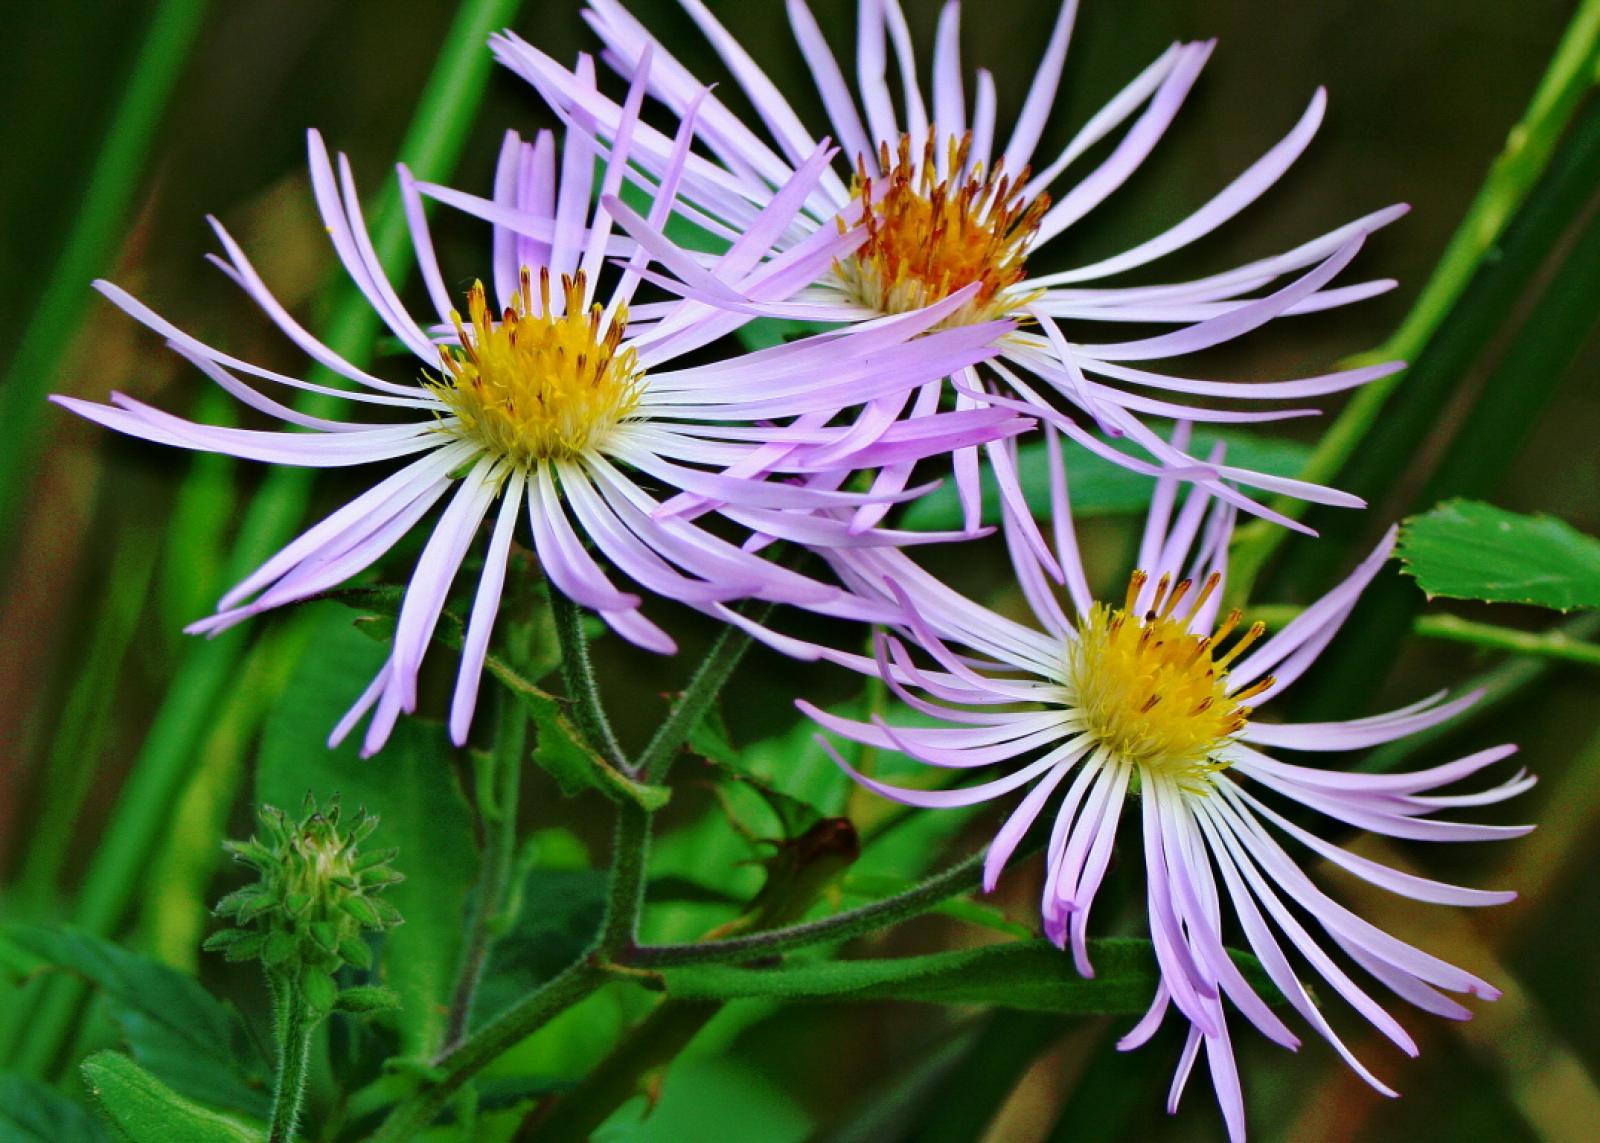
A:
[60, 1, 1528, 1137]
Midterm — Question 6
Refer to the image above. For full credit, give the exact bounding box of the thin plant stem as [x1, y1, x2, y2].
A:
[268, 972, 317, 1143]
[0, 0, 210, 572]
[636, 611, 764, 783]
[1247, 604, 1600, 668]
[599, 802, 653, 955]
[626, 849, 991, 968]
[1225, 0, 1600, 602]
[371, 958, 609, 1143]
[549, 589, 628, 767]
[6, 0, 524, 1080]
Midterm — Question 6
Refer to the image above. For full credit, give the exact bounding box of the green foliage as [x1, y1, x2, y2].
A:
[655, 938, 1265, 1015]
[1400, 500, 1600, 611]
[472, 867, 608, 1029]
[900, 429, 1313, 530]
[80, 1052, 263, 1143]
[257, 604, 478, 1058]
[0, 924, 265, 1116]
[0, 1072, 112, 1142]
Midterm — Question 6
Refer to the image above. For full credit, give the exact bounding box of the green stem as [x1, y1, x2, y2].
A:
[1225, 0, 1600, 602]
[1361, 612, 1600, 774]
[7, 0, 523, 1081]
[371, 958, 609, 1143]
[636, 613, 763, 784]
[549, 589, 628, 767]
[443, 685, 528, 1049]
[1248, 604, 1600, 667]
[599, 802, 653, 955]
[268, 972, 318, 1143]
[626, 849, 990, 968]
[0, 0, 210, 573]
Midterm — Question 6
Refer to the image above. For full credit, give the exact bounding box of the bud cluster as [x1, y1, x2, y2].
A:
[204, 796, 403, 1011]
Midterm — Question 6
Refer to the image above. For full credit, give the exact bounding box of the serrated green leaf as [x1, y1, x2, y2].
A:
[0, 1072, 112, 1142]
[509, 675, 670, 811]
[900, 429, 1313, 530]
[1399, 499, 1600, 611]
[0, 925, 266, 1116]
[656, 938, 1266, 1015]
[257, 603, 477, 1058]
[80, 1052, 263, 1143]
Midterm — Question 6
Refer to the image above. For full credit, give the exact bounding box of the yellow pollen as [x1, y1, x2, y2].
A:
[836, 131, 1047, 327]
[1067, 571, 1273, 789]
[429, 267, 643, 465]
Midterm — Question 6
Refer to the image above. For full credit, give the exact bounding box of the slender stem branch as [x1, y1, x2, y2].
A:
[637, 607, 765, 783]
[371, 958, 608, 1143]
[625, 849, 989, 968]
[268, 973, 316, 1143]
[550, 590, 628, 768]
[374, 596, 768, 1134]
[1248, 604, 1600, 667]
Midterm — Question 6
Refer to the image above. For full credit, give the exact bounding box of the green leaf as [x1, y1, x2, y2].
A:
[656, 938, 1264, 1015]
[0, 925, 266, 1116]
[0, 1072, 112, 1142]
[1399, 499, 1600, 611]
[473, 868, 607, 1029]
[257, 603, 478, 1057]
[517, 682, 671, 811]
[899, 429, 1313, 530]
[80, 1052, 263, 1143]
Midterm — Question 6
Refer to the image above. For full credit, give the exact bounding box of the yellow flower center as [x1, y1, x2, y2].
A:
[430, 268, 644, 465]
[836, 132, 1047, 327]
[1067, 571, 1274, 789]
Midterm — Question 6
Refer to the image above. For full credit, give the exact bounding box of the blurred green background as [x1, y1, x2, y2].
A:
[3, 2, 1599, 1140]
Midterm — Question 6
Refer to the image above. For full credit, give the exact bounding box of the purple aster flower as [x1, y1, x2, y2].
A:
[783, 424, 1529, 1140]
[491, 0, 1409, 559]
[54, 64, 1028, 757]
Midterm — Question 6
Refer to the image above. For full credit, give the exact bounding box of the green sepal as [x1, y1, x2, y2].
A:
[333, 986, 402, 1014]
[303, 971, 338, 1014]
[337, 936, 373, 972]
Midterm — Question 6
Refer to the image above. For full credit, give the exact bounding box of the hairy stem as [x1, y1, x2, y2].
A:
[268, 972, 317, 1143]
[550, 589, 628, 768]
[637, 616, 763, 782]
[626, 849, 990, 968]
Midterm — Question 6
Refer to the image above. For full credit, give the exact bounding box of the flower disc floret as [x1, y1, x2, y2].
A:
[432, 266, 644, 465]
[836, 132, 1046, 327]
[1067, 570, 1271, 787]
